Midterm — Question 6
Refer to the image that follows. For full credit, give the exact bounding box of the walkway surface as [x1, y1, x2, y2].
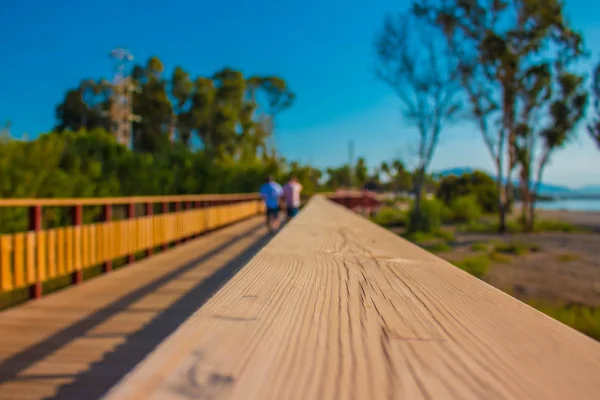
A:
[0, 217, 268, 400]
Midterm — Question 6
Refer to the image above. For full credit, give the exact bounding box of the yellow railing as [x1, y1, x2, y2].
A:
[0, 194, 264, 303]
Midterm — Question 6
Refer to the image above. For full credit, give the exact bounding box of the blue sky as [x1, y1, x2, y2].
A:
[1, 0, 599, 187]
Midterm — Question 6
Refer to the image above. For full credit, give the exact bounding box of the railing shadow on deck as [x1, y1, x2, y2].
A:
[0, 223, 271, 400]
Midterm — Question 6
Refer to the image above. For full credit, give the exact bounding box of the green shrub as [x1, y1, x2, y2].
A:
[555, 253, 580, 262]
[434, 229, 455, 241]
[371, 207, 407, 227]
[455, 255, 490, 278]
[459, 219, 520, 234]
[407, 198, 444, 234]
[534, 219, 580, 233]
[494, 241, 526, 256]
[427, 242, 452, 253]
[494, 241, 539, 256]
[448, 195, 482, 223]
[470, 242, 489, 252]
[527, 302, 600, 341]
[403, 231, 432, 242]
[436, 171, 499, 213]
[489, 251, 512, 263]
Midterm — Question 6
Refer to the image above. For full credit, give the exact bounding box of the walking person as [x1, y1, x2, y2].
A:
[259, 175, 283, 233]
[283, 176, 303, 220]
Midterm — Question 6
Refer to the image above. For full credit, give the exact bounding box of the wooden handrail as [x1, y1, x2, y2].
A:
[0, 193, 260, 207]
[104, 196, 600, 400]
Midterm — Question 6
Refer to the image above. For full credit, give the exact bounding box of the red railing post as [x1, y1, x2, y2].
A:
[126, 203, 135, 264]
[162, 202, 169, 251]
[72, 205, 83, 284]
[102, 204, 112, 273]
[29, 205, 42, 299]
[146, 203, 153, 257]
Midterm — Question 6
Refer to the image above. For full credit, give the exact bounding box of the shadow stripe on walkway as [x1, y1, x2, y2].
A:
[0, 217, 268, 400]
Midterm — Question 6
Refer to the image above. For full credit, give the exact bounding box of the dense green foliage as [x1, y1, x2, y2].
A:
[407, 198, 444, 234]
[455, 255, 490, 279]
[588, 60, 600, 150]
[370, 207, 407, 227]
[447, 195, 482, 224]
[0, 128, 322, 233]
[55, 58, 294, 158]
[436, 171, 498, 214]
[526, 301, 600, 341]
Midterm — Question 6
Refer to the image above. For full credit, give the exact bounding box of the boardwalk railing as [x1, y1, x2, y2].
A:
[324, 189, 380, 215]
[0, 194, 264, 304]
[105, 196, 600, 400]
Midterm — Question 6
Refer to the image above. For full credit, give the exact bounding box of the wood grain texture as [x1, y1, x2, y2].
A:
[0, 217, 268, 400]
[105, 196, 600, 400]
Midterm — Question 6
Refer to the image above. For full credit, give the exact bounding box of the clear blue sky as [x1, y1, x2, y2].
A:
[2, 0, 599, 187]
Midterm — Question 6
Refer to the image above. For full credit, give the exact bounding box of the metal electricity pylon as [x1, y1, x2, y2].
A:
[108, 48, 140, 148]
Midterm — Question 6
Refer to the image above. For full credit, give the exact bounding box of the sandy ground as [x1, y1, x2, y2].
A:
[394, 210, 600, 307]
[443, 232, 600, 307]
[525, 209, 600, 233]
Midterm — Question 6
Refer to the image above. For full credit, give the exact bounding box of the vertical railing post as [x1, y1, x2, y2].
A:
[185, 202, 192, 240]
[146, 202, 153, 257]
[127, 203, 135, 264]
[175, 202, 182, 244]
[162, 202, 169, 251]
[102, 204, 112, 273]
[72, 205, 83, 284]
[194, 201, 201, 238]
[29, 205, 42, 299]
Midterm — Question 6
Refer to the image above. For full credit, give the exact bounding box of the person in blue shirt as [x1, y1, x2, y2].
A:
[259, 175, 284, 233]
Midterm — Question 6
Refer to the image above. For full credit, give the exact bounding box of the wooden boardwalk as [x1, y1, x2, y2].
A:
[0, 216, 269, 400]
[106, 197, 600, 400]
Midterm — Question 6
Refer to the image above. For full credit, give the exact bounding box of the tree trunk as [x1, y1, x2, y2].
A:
[528, 197, 536, 232]
[496, 164, 507, 234]
[408, 167, 427, 233]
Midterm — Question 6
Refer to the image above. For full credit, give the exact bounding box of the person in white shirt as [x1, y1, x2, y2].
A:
[259, 175, 284, 233]
[283, 176, 303, 220]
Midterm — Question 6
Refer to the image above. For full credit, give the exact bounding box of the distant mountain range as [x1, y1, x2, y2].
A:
[434, 167, 600, 195]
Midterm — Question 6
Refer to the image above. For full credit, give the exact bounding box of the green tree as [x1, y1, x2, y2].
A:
[436, 171, 499, 214]
[132, 56, 173, 152]
[517, 72, 587, 230]
[426, 0, 586, 232]
[375, 8, 461, 226]
[325, 165, 352, 189]
[354, 157, 368, 187]
[589, 60, 600, 150]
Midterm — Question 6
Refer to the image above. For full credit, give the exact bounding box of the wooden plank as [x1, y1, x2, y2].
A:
[56, 228, 65, 276]
[13, 234, 25, 288]
[36, 231, 46, 283]
[89, 225, 97, 266]
[104, 196, 600, 400]
[47, 230, 57, 279]
[65, 228, 74, 274]
[0, 236, 13, 292]
[82, 225, 90, 269]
